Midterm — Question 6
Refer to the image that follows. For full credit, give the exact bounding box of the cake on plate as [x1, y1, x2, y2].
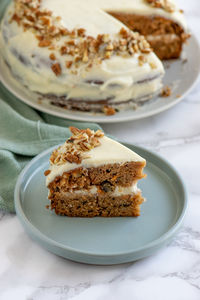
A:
[0, 0, 165, 114]
[45, 127, 146, 217]
[0, 0, 189, 115]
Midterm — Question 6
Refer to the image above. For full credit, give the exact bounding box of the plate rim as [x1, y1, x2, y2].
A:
[14, 142, 188, 260]
[1, 35, 200, 123]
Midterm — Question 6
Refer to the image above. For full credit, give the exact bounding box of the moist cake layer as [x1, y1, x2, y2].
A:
[48, 192, 144, 217]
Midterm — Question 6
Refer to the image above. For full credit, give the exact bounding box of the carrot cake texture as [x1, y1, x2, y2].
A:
[0, 0, 165, 115]
[105, 0, 190, 60]
[45, 128, 146, 217]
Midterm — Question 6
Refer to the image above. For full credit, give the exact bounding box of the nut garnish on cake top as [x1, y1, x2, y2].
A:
[145, 0, 175, 13]
[47, 127, 104, 169]
[10, 0, 153, 76]
[44, 127, 146, 217]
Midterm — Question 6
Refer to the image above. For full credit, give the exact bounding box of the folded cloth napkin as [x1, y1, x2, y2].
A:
[0, 83, 101, 213]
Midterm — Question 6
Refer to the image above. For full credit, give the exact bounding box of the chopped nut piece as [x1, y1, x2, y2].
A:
[82, 49, 89, 62]
[77, 28, 86, 37]
[69, 127, 81, 135]
[138, 55, 147, 66]
[161, 86, 172, 97]
[49, 128, 104, 165]
[51, 63, 62, 76]
[49, 53, 56, 60]
[44, 170, 51, 176]
[60, 46, 68, 55]
[66, 61, 73, 68]
[11, 13, 21, 25]
[40, 16, 50, 26]
[145, 0, 175, 13]
[119, 28, 129, 39]
[149, 62, 157, 69]
[39, 39, 51, 47]
[103, 106, 116, 116]
[104, 51, 111, 59]
[95, 130, 104, 138]
[36, 35, 43, 41]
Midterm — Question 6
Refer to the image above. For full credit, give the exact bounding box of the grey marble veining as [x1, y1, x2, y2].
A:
[1, 1, 200, 299]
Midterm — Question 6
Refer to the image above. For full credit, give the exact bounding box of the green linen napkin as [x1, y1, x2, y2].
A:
[0, 83, 101, 213]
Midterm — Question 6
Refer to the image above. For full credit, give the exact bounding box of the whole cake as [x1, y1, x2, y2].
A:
[0, 0, 189, 114]
[0, 0, 165, 114]
[45, 127, 146, 217]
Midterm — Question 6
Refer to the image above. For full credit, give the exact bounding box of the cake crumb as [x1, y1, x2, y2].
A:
[37, 97, 42, 104]
[182, 58, 188, 64]
[161, 86, 172, 97]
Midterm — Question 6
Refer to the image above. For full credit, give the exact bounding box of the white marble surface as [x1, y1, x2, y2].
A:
[1, 1, 200, 299]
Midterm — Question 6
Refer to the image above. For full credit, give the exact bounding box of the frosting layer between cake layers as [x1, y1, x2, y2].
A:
[0, 0, 164, 109]
[59, 183, 140, 197]
[46, 136, 145, 186]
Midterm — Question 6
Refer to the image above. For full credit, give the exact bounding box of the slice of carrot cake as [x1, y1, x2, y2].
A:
[45, 127, 146, 217]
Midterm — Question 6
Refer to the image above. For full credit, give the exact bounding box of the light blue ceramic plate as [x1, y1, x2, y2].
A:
[14, 143, 187, 265]
[1, 1, 200, 123]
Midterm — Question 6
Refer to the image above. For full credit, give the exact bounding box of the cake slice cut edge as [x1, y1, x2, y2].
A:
[45, 127, 146, 217]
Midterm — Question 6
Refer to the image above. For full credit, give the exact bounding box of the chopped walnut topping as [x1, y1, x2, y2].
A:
[51, 63, 61, 76]
[161, 86, 172, 97]
[44, 170, 51, 176]
[103, 106, 116, 116]
[66, 60, 73, 68]
[38, 39, 51, 47]
[11, 0, 153, 75]
[145, 0, 176, 13]
[77, 28, 86, 37]
[149, 62, 157, 69]
[49, 53, 56, 60]
[11, 13, 21, 25]
[138, 55, 147, 66]
[49, 127, 104, 165]
[60, 46, 68, 55]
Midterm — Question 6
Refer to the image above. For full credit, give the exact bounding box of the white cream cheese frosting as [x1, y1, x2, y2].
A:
[0, 0, 165, 109]
[59, 183, 140, 196]
[46, 135, 145, 186]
